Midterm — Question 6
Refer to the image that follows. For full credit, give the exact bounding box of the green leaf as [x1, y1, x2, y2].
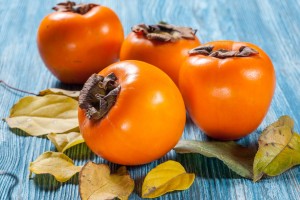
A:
[142, 160, 195, 198]
[29, 151, 82, 182]
[5, 95, 79, 136]
[253, 115, 300, 181]
[47, 132, 84, 152]
[174, 140, 256, 179]
[39, 88, 80, 100]
[79, 162, 134, 200]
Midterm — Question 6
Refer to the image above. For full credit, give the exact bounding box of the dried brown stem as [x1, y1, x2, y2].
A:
[53, 1, 98, 15]
[79, 73, 121, 121]
[132, 23, 197, 42]
[189, 45, 259, 59]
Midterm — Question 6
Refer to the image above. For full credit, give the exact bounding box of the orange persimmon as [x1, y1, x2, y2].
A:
[78, 60, 186, 165]
[120, 23, 200, 85]
[179, 41, 276, 140]
[37, 2, 124, 84]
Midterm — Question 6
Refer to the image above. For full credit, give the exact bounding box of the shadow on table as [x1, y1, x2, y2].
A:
[5, 128, 36, 138]
[51, 81, 83, 91]
[63, 142, 96, 161]
[32, 173, 79, 191]
[126, 162, 155, 198]
[176, 153, 249, 180]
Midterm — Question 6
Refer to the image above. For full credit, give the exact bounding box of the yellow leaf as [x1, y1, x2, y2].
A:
[47, 132, 84, 152]
[39, 88, 80, 100]
[253, 115, 300, 182]
[29, 151, 82, 182]
[5, 95, 79, 136]
[79, 162, 134, 200]
[142, 160, 195, 198]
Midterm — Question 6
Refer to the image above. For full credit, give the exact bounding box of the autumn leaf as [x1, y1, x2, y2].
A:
[5, 94, 79, 136]
[47, 132, 84, 152]
[142, 160, 195, 198]
[253, 115, 300, 181]
[174, 140, 256, 179]
[79, 162, 134, 200]
[39, 88, 80, 100]
[29, 151, 82, 182]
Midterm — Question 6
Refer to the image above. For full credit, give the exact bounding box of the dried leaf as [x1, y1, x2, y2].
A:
[47, 132, 84, 152]
[29, 151, 81, 182]
[142, 160, 195, 198]
[174, 140, 256, 179]
[39, 88, 80, 99]
[5, 95, 79, 136]
[253, 115, 300, 181]
[79, 162, 134, 200]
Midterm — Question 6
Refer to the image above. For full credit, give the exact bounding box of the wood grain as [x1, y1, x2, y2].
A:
[1, 0, 300, 199]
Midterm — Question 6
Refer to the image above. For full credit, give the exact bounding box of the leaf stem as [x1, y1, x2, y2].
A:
[0, 80, 37, 96]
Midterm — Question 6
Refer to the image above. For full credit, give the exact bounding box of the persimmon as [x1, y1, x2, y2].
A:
[179, 41, 276, 140]
[120, 23, 200, 85]
[78, 60, 186, 165]
[37, 2, 124, 84]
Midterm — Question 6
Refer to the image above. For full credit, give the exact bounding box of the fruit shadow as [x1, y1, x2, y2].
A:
[125, 162, 155, 198]
[52, 81, 83, 91]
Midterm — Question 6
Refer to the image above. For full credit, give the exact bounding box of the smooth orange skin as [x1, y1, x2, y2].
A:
[120, 32, 200, 85]
[37, 6, 124, 84]
[78, 60, 186, 165]
[179, 41, 276, 140]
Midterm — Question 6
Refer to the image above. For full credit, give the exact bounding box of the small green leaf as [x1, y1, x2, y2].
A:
[29, 151, 82, 182]
[253, 115, 300, 181]
[142, 160, 195, 198]
[47, 132, 84, 152]
[79, 162, 134, 200]
[5, 95, 79, 136]
[39, 88, 80, 99]
[174, 140, 256, 179]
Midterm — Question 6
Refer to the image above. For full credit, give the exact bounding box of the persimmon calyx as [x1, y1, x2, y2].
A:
[79, 73, 121, 121]
[188, 45, 259, 58]
[53, 1, 98, 15]
[132, 23, 197, 42]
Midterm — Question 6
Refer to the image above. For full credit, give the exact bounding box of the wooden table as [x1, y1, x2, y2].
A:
[1, 0, 300, 199]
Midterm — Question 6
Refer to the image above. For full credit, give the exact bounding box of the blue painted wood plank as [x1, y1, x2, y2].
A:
[1, 0, 300, 199]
